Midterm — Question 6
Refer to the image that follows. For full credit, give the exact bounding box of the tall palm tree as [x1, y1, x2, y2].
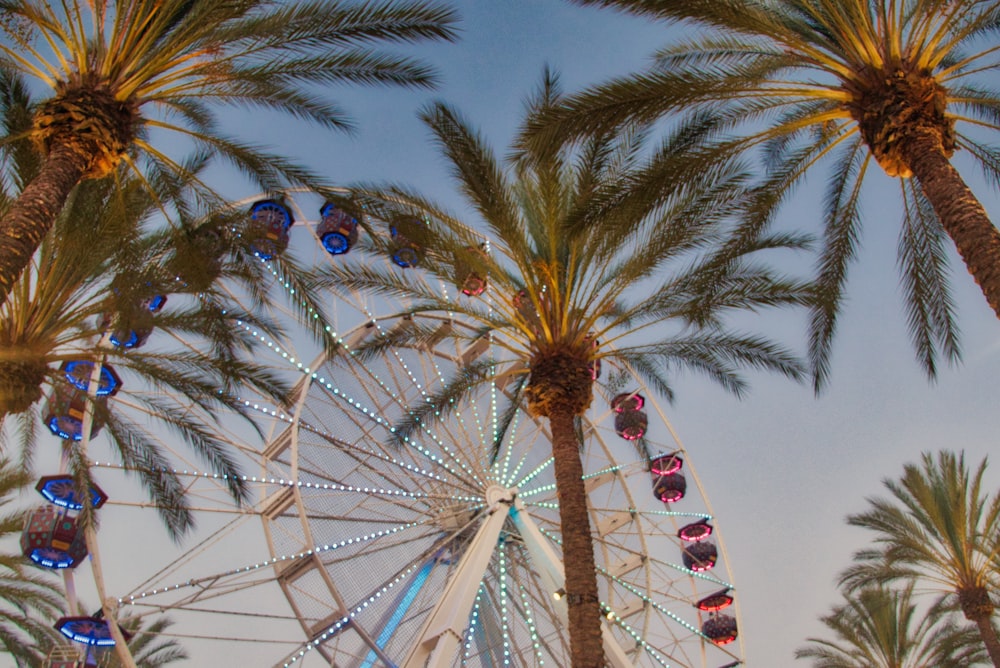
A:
[0, 0, 459, 308]
[796, 584, 987, 667]
[0, 457, 65, 667]
[0, 70, 295, 539]
[531, 0, 1000, 389]
[320, 75, 810, 666]
[841, 451, 1000, 666]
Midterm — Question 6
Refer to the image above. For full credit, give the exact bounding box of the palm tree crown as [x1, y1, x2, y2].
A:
[796, 584, 987, 667]
[535, 0, 1000, 389]
[841, 450, 1000, 666]
[319, 74, 810, 666]
[0, 70, 301, 539]
[0, 0, 459, 308]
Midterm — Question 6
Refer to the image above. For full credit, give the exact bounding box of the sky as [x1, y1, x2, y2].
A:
[22, 2, 1000, 667]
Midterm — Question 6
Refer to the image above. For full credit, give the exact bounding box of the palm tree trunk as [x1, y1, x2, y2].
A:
[972, 615, 1000, 668]
[905, 133, 1000, 319]
[0, 142, 89, 309]
[549, 409, 604, 668]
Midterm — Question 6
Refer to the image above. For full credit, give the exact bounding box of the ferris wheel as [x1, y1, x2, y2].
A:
[38, 190, 746, 668]
[259, 309, 745, 668]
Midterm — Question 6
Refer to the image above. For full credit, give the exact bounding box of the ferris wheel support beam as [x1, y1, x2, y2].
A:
[401, 487, 515, 668]
[510, 497, 634, 668]
[79, 353, 139, 668]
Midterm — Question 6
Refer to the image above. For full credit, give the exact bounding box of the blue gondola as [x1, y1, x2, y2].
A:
[22, 505, 88, 569]
[61, 361, 122, 397]
[102, 294, 167, 349]
[54, 616, 119, 647]
[43, 386, 109, 441]
[389, 217, 425, 268]
[318, 202, 360, 255]
[35, 475, 108, 511]
[248, 199, 294, 260]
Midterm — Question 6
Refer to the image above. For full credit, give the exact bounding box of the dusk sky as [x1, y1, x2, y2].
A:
[29, 3, 1000, 666]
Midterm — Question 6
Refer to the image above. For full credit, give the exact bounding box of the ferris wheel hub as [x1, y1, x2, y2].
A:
[484, 484, 517, 508]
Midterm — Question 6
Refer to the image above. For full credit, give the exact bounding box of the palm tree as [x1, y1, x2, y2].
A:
[0, 457, 65, 667]
[113, 614, 187, 668]
[796, 584, 987, 667]
[841, 451, 1000, 666]
[320, 75, 810, 666]
[531, 0, 1000, 389]
[97, 616, 184, 668]
[0, 0, 459, 308]
[0, 70, 294, 539]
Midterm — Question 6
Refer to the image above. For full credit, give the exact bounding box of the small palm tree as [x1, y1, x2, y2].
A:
[533, 0, 1000, 389]
[321, 74, 810, 666]
[0, 457, 65, 667]
[796, 584, 987, 667]
[114, 614, 187, 668]
[0, 0, 459, 307]
[841, 451, 1000, 666]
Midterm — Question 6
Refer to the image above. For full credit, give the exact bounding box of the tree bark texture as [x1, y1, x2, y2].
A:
[549, 409, 605, 668]
[906, 132, 1000, 320]
[973, 615, 1000, 667]
[0, 141, 90, 309]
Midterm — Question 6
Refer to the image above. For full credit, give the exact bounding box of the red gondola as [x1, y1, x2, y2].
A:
[650, 453, 681, 476]
[702, 613, 738, 645]
[455, 246, 487, 296]
[614, 409, 647, 440]
[677, 519, 714, 542]
[651, 453, 686, 503]
[612, 392, 645, 413]
[681, 539, 717, 572]
[612, 392, 647, 440]
[653, 471, 686, 503]
[695, 588, 734, 612]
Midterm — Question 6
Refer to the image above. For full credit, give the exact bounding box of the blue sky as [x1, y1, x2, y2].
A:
[37, 2, 1000, 666]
